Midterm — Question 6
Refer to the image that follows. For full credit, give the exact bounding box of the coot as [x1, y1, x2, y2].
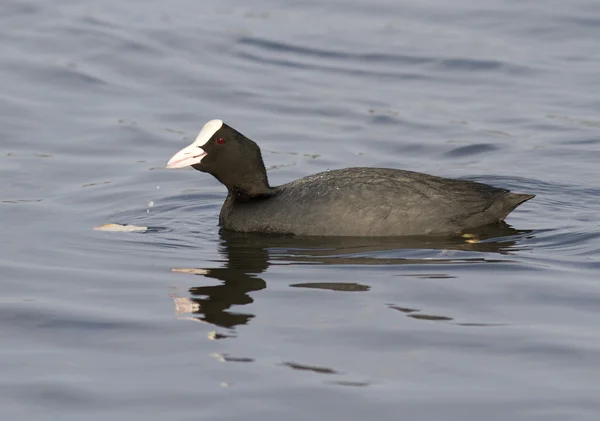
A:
[167, 119, 534, 236]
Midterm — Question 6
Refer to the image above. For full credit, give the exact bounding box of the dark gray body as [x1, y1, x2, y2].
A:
[219, 167, 534, 237]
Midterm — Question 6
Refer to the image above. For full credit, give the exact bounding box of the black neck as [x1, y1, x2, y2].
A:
[230, 183, 274, 202]
[211, 168, 273, 202]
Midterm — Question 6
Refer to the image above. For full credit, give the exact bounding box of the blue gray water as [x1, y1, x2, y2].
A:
[2, 0, 600, 419]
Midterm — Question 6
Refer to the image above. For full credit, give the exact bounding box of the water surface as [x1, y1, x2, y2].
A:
[2, 0, 600, 420]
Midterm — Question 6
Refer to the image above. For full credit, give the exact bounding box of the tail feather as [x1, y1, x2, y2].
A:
[500, 192, 535, 219]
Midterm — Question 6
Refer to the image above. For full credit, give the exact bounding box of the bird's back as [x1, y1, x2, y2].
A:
[220, 167, 533, 236]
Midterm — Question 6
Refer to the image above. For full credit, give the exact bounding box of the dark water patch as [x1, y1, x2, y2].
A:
[0, 0, 38, 19]
[388, 305, 419, 313]
[434, 57, 533, 76]
[565, 15, 600, 29]
[82, 180, 113, 188]
[237, 51, 428, 81]
[290, 282, 370, 292]
[325, 380, 370, 387]
[444, 143, 499, 158]
[1, 198, 44, 204]
[388, 304, 467, 324]
[368, 114, 399, 126]
[559, 136, 600, 145]
[281, 362, 341, 375]
[400, 273, 457, 279]
[275, 254, 515, 267]
[238, 36, 436, 65]
[408, 314, 454, 321]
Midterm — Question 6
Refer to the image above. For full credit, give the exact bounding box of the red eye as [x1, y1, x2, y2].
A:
[216, 138, 225, 145]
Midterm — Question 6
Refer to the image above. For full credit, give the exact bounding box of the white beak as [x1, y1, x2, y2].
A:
[166, 144, 207, 169]
[167, 119, 223, 169]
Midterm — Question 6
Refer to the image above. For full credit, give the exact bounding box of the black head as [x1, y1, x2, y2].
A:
[167, 119, 270, 196]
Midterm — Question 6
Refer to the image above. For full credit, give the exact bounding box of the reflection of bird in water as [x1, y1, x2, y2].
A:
[170, 222, 533, 330]
[170, 241, 269, 329]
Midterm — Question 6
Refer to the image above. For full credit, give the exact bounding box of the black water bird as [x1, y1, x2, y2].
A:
[167, 119, 534, 236]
